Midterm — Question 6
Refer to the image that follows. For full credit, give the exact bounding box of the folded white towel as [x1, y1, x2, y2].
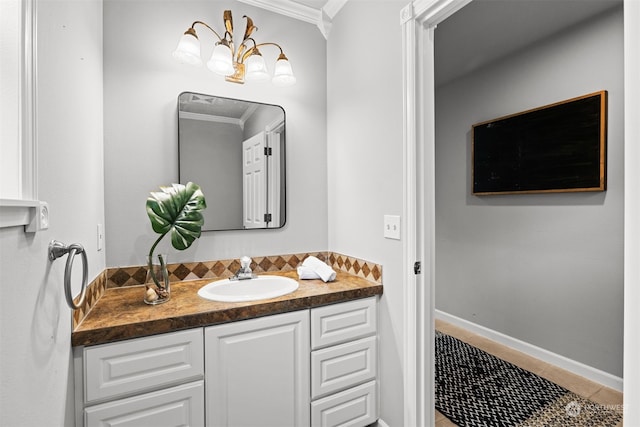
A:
[301, 256, 336, 282]
[297, 266, 321, 280]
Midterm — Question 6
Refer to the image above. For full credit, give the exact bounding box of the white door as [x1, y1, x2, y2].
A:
[242, 132, 267, 228]
[204, 311, 310, 427]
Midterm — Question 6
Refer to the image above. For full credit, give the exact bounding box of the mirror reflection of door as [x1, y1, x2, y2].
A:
[242, 132, 267, 229]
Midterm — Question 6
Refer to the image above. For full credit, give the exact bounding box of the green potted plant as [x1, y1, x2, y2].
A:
[144, 182, 207, 304]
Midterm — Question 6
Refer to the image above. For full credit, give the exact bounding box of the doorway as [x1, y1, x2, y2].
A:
[400, 0, 640, 425]
[434, 0, 624, 384]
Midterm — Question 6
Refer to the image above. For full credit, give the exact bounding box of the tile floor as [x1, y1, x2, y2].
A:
[434, 319, 624, 427]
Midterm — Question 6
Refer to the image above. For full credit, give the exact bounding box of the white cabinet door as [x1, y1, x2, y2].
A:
[205, 310, 310, 427]
[84, 381, 205, 427]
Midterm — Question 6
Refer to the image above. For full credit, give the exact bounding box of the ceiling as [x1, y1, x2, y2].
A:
[179, 93, 256, 119]
[239, 0, 621, 85]
[435, 0, 622, 87]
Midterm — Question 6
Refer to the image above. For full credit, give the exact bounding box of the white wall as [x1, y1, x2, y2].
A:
[435, 6, 624, 376]
[327, 1, 407, 425]
[0, 0, 22, 199]
[0, 0, 105, 425]
[103, 0, 327, 266]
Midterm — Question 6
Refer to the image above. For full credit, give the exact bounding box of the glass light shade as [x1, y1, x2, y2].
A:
[272, 58, 296, 86]
[244, 53, 269, 81]
[172, 33, 202, 66]
[207, 43, 234, 76]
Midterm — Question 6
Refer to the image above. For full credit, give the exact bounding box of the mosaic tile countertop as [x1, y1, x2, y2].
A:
[72, 270, 383, 347]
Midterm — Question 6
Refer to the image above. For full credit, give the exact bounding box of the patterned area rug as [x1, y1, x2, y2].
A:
[435, 331, 622, 426]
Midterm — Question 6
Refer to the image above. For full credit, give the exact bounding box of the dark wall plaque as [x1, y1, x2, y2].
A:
[472, 91, 607, 195]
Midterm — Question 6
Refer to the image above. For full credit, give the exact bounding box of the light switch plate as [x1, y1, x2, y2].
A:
[97, 223, 104, 251]
[384, 215, 401, 240]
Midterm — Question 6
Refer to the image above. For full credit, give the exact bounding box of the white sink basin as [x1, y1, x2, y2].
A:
[197, 275, 299, 302]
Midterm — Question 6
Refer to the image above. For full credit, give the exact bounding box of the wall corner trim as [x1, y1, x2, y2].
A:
[400, 3, 413, 25]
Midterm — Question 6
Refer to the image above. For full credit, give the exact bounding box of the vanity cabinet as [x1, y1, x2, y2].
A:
[310, 297, 378, 427]
[74, 328, 205, 427]
[204, 310, 310, 427]
[74, 297, 378, 427]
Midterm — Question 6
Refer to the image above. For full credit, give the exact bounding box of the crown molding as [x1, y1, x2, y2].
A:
[237, 0, 349, 39]
[323, 0, 349, 19]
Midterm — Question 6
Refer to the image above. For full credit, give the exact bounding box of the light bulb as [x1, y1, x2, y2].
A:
[172, 30, 202, 66]
[244, 52, 269, 81]
[272, 57, 296, 86]
[207, 43, 234, 76]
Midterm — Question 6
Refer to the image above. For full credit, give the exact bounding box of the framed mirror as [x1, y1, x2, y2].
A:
[178, 92, 286, 231]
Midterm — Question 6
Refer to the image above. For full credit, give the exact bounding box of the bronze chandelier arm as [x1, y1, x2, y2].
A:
[190, 20, 225, 42]
[237, 41, 286, 64]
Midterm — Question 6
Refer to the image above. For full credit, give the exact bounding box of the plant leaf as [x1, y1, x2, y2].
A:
[146, 182, 207, 252]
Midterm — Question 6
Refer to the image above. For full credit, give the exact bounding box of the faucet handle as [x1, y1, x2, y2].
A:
[240, 256, 252, 270]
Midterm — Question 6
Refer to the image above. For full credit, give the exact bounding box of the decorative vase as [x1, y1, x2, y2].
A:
[144, 254, 170, 305]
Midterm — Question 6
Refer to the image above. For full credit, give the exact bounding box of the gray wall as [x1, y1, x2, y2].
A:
[327, 1, 407, 425]
[180, 119, 243, 229]
[435, 6, 624, 376]
[104, 0, 327, 266]
[0, 1, 105, 425]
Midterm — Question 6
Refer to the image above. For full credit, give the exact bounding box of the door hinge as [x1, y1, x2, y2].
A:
[264, 213, 272, 222]
[264, 147, 272, 156]
[414, 261, 421, 275]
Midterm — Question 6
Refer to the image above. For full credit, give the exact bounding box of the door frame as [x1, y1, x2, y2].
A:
[400, 0, 640, 425]
[400, 1, 471, 425]
[265, 117, 285, 228]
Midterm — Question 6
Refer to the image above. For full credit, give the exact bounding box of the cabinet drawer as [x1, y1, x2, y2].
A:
[85, 380, 204, 427]
[84, 328, 204, 403]
[311, 381, 377, 427]
[311, 336, 376, 399]
[311, 297, 377, 350]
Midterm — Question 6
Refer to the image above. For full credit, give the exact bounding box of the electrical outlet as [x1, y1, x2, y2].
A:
[384, 215, 401, 240]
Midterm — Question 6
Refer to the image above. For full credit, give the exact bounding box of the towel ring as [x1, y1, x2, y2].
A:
[48, 240, 88, 310]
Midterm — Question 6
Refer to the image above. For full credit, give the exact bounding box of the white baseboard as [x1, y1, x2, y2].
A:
[435, 310, 623, 392]
[375, 419, 390, 427]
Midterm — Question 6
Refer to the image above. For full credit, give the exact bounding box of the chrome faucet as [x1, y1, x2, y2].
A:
[231, 256, 255, 280]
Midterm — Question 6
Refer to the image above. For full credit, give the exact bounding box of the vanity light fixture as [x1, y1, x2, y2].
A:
[172, 10, 296, 86]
